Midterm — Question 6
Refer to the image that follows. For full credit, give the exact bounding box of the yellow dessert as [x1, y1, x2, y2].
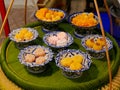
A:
[93, 43, 102, 51]
[35, 8, 64, 22]
[96, 38, 106, 47]
[60, 57, 73, 67]
[85, 38, 94, 48]
[71, 54, 83, 63]
[70, 62, 82, 70]
[60, 54, 83, 70]
[14, 28, 33, 42]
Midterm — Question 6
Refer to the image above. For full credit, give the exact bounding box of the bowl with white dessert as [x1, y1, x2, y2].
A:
[43, 31, 73, 48]
[18, 45, 53, 73]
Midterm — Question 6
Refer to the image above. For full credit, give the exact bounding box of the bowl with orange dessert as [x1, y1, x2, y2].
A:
[68, 12, 99, 38]
[43, 31, 73, 48]
[9, 28, 38, 49]
[81, 35, 113, 59]
[35, 8, 66, 32]
[55, 49, 92, 78]
[18, 45, 53, 73]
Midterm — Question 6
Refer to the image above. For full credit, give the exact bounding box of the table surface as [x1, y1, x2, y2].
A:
[0, 22, 120, 90]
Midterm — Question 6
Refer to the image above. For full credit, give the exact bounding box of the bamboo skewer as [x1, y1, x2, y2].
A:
[103, 0, 113, 35]
[24, 0, 28, 24]
[93, 0, 112, 90]
[0, 0, 14, 37]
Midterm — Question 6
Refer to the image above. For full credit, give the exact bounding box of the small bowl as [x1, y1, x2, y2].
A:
[9, 28, 39, 49]
[35, 8, 66, 32]
[43, 31, 73, 48]
[55, 49, 92, 78]
[81, 35, 113, 59]
[18, 45, 53, 73]
[68, 12, 99, 38]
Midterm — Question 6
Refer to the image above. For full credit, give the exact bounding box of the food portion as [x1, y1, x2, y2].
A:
[24, 48, 46, 64]
[35, 8, 64, 22]
[85, 37, 106, 51]
[44, 31, 73, 47]
[47, 32, 68, 46]
[71, 12, 98, 27]
[18, 46, 53, 67]
[60, 54, 84, 70]
[14, 28, 33, 42]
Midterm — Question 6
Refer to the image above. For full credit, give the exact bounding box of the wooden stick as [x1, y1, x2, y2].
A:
[103, 0, 113, 35]
[24, 0, 27, 24]
[93, 0, 112, 90]
[0, 0, 14, 37]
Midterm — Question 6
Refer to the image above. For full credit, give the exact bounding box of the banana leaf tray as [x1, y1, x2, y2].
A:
[0, 22, 120, 90]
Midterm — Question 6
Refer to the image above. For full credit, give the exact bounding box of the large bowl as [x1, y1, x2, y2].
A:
[68, 12, 99, 38]
[81, 35, 113, 59]
[9, 28, 39, 49]
[55, 49, 92, 78]
[35, 8, 66, 32]
[43, 31, 73, 48]
[18, 45, 53, 73]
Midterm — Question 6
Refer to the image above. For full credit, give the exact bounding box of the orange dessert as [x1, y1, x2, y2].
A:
[71, 12, 98, 27]
[35, 8, 64, 22]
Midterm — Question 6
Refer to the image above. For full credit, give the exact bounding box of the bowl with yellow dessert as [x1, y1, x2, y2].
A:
[55, 49, 92, 78]
[18, 45, 53, 73]
[81, 35, 113, 59]
[68, 12, 99, 38]
[35, 8, 66, 32]
[9, 28, 38, 49]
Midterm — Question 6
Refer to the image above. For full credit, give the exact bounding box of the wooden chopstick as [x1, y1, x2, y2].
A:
[103, 0, 113, 35]
[24, 0, 27, 25]
[93, 0, 112, 90]
[0, 0, 14, 37]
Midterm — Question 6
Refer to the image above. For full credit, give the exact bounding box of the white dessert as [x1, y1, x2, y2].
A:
[33, 48, 45, 57]
[24, 54, 35, 63]
[47, 36, 58, 45]
[56, 38, 68, 46]
[57, 32, 68, 40]
[35, 56, 45, 64]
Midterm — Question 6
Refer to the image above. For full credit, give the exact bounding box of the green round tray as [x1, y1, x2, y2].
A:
[0, 22, 120, 90]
